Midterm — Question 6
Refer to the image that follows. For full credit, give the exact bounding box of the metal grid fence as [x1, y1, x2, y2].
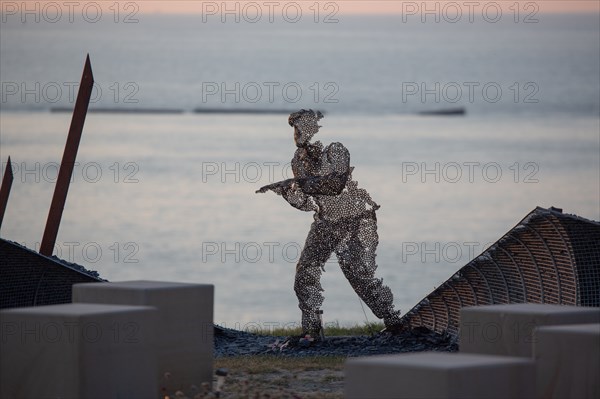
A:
[399, 207, 600, 337]
[0, 239, 102, 308]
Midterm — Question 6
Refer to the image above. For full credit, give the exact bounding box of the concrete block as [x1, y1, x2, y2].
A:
[534, 323, 600, 399]
[345, 351, 535, 399]
[0, 303, 157, 399]
[460, 304, 600, 357]
[73, 280, 214, 390]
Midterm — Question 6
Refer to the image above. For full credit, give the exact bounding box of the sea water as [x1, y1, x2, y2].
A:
[1, 13, 598, 328]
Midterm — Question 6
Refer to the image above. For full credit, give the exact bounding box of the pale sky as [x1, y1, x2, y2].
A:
[8, 1, 600, 15]
[121, 1, 600, 15]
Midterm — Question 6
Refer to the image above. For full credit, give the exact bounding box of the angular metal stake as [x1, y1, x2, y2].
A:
[40, 55, 94, 256]
[0, 156, 14, 232]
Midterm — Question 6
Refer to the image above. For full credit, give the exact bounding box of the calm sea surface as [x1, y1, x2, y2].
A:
[1, 13, 598, 328]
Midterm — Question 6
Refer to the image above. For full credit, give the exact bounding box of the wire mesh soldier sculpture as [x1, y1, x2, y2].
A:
[257, 109, 402, 338]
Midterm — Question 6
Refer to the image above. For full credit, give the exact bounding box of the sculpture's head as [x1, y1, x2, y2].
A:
[288, 109, 323, 147]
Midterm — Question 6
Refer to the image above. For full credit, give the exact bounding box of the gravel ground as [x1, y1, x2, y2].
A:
[162, 327, 458, 398]
[212, 368, 345, 399]
[215, 325, 458, 358]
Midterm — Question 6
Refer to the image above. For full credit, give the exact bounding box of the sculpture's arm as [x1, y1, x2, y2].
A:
[255, 170, 347, 196]
[281, 182, 317, 212]
[255, 178, 317, 212]
[255, 178, 295, 194]
[256, 141, 350, 196]
[296, 171, 348, 196]
[298, 141, 350, 195]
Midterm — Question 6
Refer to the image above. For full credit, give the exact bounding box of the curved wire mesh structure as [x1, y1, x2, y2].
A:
[399, 207, 600, 338]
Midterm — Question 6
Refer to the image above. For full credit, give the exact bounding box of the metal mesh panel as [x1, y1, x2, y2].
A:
[0, 239, 102, 308]
[400, 207, 600, 337]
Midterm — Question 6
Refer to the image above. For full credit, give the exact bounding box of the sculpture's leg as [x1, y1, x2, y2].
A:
[295, 219, 337, 334]
[336, 216, 402, 327]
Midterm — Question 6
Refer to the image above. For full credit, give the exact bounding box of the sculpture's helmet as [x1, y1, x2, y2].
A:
[288, 109, 323, 145]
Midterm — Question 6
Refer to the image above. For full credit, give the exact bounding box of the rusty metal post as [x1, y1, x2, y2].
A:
[40, 55, 94, 256]
[0, 156, 14, 231]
